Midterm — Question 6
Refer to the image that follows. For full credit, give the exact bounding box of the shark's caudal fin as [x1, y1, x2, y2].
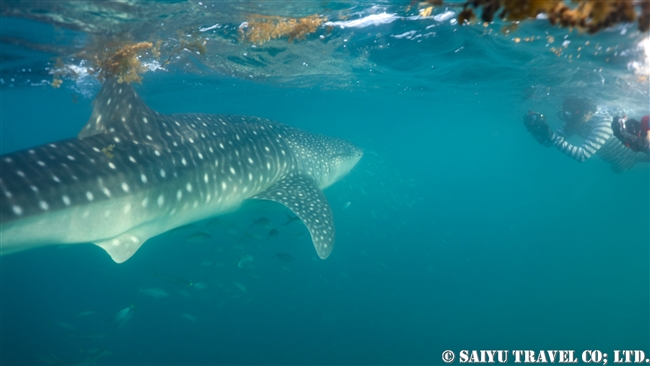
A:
[78, 79, 159, 140]
[251, 174, 335, 259]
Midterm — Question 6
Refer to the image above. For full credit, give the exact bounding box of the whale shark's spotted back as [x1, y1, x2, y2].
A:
[0, 79, 363, 262]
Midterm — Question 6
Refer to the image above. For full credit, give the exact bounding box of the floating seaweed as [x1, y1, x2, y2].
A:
[50, 78, 62, 88]
[239, 14, 327, 45]
[61, 32, 207, 86]
[425, 0, 649, 33]
[50, 58, 66, 88]
[95, 41, 153, 83]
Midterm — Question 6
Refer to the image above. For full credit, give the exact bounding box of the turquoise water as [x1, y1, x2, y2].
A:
[1, 2, 649, 365]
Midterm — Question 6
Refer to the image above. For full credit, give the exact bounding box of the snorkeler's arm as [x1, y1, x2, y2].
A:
[549, 112, 612, 162]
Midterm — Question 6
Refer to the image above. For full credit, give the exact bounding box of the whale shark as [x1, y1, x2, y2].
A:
[0, 79, 362, 262]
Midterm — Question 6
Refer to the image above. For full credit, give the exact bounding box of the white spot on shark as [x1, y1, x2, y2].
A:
[12, 205, 22, 215]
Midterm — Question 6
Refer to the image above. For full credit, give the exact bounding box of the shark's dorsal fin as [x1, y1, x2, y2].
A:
[250, 174, 335, 259]
[78, 78, 158, 139]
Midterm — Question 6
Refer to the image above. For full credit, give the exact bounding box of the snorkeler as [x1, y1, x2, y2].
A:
[523, 97, 649, 172]
[611, 115, 650, 154]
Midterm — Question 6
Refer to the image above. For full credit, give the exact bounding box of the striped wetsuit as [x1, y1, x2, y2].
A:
[549, 110, 649, 172]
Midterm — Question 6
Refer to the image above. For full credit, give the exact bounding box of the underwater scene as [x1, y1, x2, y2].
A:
[0, 1, 649, 365]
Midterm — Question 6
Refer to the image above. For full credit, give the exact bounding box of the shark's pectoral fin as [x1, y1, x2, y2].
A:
[94, 228, 150, 264]
[250, 174, 335, 259]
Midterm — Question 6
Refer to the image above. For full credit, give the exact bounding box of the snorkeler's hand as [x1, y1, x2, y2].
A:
[611, 116, 627, 141]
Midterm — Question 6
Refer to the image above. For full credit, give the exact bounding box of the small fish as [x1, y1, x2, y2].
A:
[139, 287, 169, 298]
[110, 305, 134, 329]
[267, 229, 280, 239]
[182, 313, 197, 322]
[292, 230, 308, 238]
[223, 229, 239, 239]
[200, 261, 213, 266]
[64, 332, 108, 341]
[283, 214, 300, 226]
[240, 232, 264, 241]
[205, 218, 220, 227]
[166, 224, 197, 234]
[237, 254, 254, 268]
[37, 354, 66, 365]
[186, 232, 211, 242]
[191, 282, 207, 290]
[79, 350, 112, 365]
[151, 272, 192, 286]
[233, 281, 248, 293]
[249, 217, 271, 228]
[275, 253, 294, 262]
[74, 310, 96, 317]
[177, 290, 192, 298]
[52, 322, 77, 331]
[342, 201, 352, 210]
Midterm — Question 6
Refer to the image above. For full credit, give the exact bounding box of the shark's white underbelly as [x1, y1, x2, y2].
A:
[0, 185, 259, 256]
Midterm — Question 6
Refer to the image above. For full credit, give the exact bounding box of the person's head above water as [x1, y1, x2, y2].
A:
[558, 97, 597, 125]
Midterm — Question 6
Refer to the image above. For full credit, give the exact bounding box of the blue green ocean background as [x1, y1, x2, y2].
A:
[0, 1, 648, 364]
